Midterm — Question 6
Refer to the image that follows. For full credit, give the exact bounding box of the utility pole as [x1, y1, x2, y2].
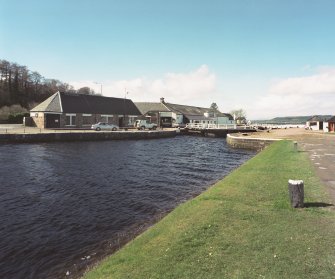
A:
[123, 88, 129, 127]
[94, 82, 102, 95]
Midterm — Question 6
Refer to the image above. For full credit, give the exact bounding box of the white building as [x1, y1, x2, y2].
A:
[135, 98, 235, 128]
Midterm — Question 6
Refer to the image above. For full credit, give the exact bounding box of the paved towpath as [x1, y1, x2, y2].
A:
[247, 128, 335, 205]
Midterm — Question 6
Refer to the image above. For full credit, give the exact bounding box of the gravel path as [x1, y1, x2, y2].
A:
[247, 128, 335, 205]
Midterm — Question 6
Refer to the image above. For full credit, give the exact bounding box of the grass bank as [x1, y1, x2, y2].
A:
[84, 141, 335, 279]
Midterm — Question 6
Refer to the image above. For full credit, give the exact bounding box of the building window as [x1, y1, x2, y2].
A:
[83, 114, 92, 126]
[128, 116, 137, 126]
[101, 115, 113, 124]
[30, 112, 39, 117]
[66, 114, 76, 126]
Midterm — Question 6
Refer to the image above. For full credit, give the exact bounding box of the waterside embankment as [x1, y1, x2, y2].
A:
[227, 133, 282, 150]
[83, 140, 335, 279]
[0, 130, 177, 143]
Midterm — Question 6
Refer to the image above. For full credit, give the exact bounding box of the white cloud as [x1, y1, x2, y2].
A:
[269, 67, 335, 96]
[247, 67, 335, 119]
[70, 65, 335, 120]
[70, 65, 218, 106]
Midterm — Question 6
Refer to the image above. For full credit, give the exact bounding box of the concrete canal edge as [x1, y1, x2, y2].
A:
[0, 130, 177, 143]
[226, 133, 282, 150]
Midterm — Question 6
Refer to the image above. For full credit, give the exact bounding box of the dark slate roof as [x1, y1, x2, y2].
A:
[32, 92, 141, 115]
[180, 113, 233, 121]
[134, 99, 233, 120]
[134, 102, 170, 114]
[185, 115, 215, 121]
[326, 116, 335, 122]
[307, 115, 333, 122]
[31, 92, 62, 112]
[164, 102, 209, 116]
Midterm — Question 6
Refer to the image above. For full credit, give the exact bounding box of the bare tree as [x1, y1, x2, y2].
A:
[230, 109, 247, 122]
[77, 87, 95, 95]
[30, 71, 42, 94]
[58, 83, 74, 92]
[209, 102, 219, 112]
[0, 59, 76, 118]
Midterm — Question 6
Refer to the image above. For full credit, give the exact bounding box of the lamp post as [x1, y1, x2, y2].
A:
[94, 82, 102, 95]
[123, 88, 129, 127]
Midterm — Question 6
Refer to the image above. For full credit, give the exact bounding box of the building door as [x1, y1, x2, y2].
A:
[118, 116, 124, 127]
[319, 121, 323, 130]
[46, 114, 60, 128]
[160, 117, 172, 127]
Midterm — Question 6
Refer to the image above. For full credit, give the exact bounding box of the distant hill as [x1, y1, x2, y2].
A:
[252, 116, 312, 124]
[252, 115, 334, 124]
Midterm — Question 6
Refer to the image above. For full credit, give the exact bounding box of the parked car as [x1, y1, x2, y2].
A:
[134, 119, 157, 130]
[91, 122, 119, 131]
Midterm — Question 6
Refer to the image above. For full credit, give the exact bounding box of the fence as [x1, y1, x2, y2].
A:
[185, 123, 252, 130]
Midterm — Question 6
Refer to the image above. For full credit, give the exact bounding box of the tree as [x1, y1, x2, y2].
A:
[230, 109, 247, 120]
[209, 102, 219, 112]
[0, 59, 73, 110]
[77, 87, 95, 95]
[30, 71, 42, 94]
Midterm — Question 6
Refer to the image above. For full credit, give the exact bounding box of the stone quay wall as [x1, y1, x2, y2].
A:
[226, 133, 282, 150]
[0, 130, 177, 144]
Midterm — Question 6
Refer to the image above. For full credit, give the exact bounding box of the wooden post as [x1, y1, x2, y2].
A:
[288, 180, 304, 208]
[293, 141, 298, 151]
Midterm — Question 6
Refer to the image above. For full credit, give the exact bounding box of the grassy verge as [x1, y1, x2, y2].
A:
[84, 141, 335, 279]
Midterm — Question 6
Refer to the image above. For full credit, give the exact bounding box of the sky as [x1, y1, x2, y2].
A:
[1, 0, 335, 119]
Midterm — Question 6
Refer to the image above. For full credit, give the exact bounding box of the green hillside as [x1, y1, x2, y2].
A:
[252, 116, 312, 124]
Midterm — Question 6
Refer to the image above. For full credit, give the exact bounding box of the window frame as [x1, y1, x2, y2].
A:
[65, 113, 76, 126]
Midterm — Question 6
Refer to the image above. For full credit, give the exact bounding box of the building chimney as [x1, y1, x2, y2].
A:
[160, 97, 165, 103]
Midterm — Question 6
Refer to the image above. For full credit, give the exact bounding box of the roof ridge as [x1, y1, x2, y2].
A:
[165, 102, 209, 110]
[60, 91, 130, 101]
[31, 92, 60, 112]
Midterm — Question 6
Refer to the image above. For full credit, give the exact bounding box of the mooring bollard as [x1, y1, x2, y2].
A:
[288, 179, 304, 208]
[293, 141, 298, 151]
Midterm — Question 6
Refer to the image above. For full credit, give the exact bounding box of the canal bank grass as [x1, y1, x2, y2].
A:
[84, 141, 335, 279]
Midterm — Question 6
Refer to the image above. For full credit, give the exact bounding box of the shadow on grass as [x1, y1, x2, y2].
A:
[304, 202, 334, 208]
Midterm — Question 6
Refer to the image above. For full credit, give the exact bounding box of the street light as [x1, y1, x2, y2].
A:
[123, 88, 129, 127]
[94, 82, 102, 95]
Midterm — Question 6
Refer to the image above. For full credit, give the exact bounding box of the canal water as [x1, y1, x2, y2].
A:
[0, 136, 255, 279]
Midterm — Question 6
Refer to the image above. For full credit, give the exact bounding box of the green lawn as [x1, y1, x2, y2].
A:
[84, 141, 335, 279]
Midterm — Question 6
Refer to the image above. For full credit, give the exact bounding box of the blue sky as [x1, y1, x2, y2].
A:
[1, 0, 335, 119]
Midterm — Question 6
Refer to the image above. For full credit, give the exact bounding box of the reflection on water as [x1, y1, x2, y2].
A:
[0, 136, 255, 279]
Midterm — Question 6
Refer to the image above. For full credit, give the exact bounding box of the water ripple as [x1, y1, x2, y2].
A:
[0, 136, 255, 279]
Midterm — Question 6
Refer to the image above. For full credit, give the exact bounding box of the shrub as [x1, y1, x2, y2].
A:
[7, 112, 30, 123]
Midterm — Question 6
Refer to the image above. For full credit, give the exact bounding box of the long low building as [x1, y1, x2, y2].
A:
[306, 115, 334, 132]
[135, 97, 234, 127]
[30, 91, 141, 129]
